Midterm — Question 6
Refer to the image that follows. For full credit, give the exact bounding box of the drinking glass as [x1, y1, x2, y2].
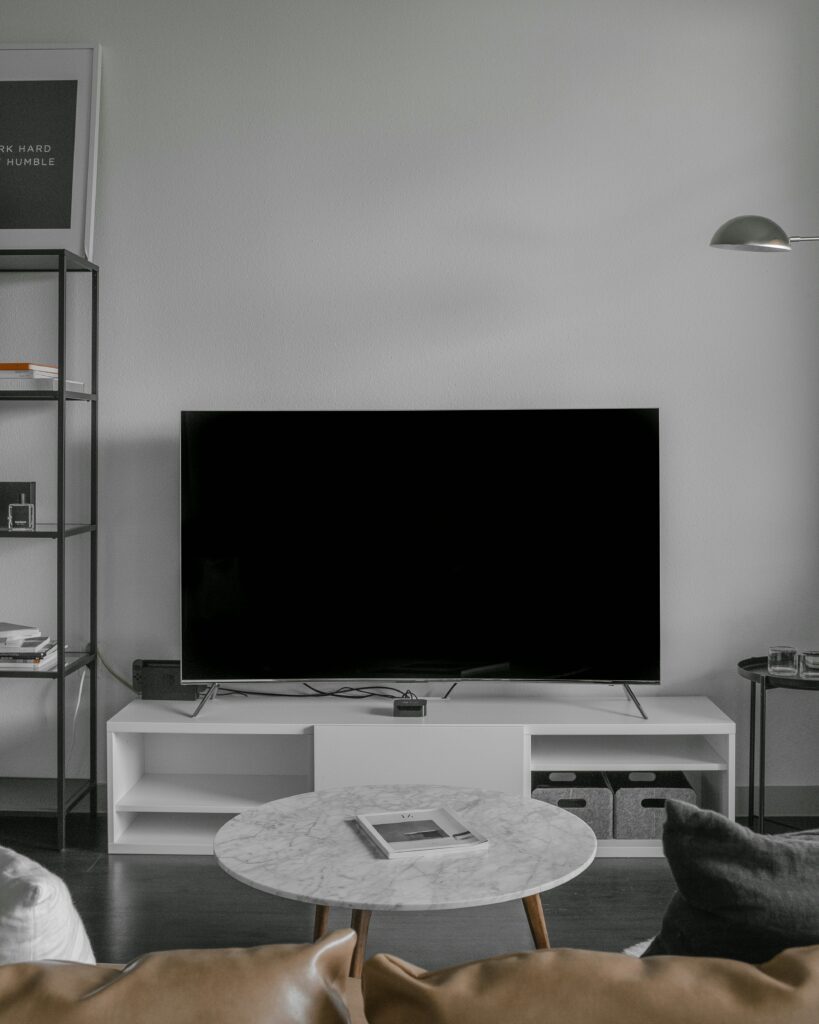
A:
[800, 651, 819, 679]
[768, 644, 798, 676]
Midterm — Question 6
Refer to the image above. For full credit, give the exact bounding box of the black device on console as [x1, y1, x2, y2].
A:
[180, 409, 660, 690]
[393, 698, 427, 717]
[133, 659, 196, 701]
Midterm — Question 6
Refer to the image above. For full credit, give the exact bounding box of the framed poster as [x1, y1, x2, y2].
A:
[0, 45, 101, 259]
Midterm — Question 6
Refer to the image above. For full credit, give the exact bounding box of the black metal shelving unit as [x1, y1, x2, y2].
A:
[0, 249, 98, 849]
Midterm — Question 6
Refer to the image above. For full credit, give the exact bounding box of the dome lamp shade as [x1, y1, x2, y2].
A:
[709, 215, 791, 252]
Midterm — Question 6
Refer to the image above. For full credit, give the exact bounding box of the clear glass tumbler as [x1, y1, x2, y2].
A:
[768, 644, 798, 676]
[800, 651, 819, 679]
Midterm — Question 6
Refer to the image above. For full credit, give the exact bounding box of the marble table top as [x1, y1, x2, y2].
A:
[214, 784, 597, 912]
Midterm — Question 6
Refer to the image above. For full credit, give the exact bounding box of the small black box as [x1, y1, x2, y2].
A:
[393, 698, 427, 717]
[132, 659, 197, 700]
[0, 481, 36, 530]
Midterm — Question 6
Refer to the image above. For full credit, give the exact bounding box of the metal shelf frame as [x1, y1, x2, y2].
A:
[0, 391, 96, 401]
[0, 524, 96, 539]
[0, 249, 99, 848]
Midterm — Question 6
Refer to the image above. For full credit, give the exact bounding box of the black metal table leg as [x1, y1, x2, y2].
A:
[748, 680, 756, 831]
[759, 681, 767, 834]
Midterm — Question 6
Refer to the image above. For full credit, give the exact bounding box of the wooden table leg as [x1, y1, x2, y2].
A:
[313, 904, 330, 941]
[349, 909, 372, 977]
[522, 894, 550, 949]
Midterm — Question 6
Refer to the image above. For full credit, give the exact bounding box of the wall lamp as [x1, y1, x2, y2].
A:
[710, 215, 819, 252]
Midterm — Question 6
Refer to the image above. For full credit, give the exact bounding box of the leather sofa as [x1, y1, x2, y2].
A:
[0, 929, 818, 1023]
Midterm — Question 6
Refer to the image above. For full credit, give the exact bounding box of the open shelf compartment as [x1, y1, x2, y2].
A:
[117, 772, 310, 814]
[113, 813, 236, 855]
[530, 734, 728, 773]
[108, 729, 313, 854]
[529, 730, 733, 858]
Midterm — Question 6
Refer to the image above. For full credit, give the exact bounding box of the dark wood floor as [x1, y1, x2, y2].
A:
[0, 814, 813, 969]
[0, 815, 675, 968]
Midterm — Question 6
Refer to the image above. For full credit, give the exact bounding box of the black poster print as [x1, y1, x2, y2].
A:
[0, 80, 78, 229]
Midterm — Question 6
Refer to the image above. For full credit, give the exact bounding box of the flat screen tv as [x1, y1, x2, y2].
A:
[181, 409, 660, 685]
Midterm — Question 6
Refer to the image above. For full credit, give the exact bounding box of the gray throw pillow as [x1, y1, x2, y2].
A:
[644, 800, 819, 962]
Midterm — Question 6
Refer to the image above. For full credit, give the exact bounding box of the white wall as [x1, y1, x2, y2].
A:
[2, 0, 819, 793]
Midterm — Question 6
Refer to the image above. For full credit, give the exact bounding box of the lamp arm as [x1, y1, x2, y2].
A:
[789, 236, 819, 243]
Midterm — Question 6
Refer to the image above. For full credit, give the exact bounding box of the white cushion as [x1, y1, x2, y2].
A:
[0, 845, 94, 964]
[623, 937, 654, 957]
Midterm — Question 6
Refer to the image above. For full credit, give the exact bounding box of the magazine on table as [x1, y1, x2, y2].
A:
[355, 806, 489, 858]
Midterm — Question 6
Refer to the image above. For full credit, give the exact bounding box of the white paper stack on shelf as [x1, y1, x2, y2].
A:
[0, 622, 59, 668]
[0, 363, 85, 392]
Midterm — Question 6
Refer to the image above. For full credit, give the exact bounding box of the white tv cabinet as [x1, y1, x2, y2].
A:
[107, 687, 735, 857]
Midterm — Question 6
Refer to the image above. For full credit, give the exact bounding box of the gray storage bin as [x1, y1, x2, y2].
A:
[608, 771, 696, 839]
[531, 770, 613, 839]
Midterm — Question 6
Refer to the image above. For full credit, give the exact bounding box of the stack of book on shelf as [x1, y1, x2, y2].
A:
[0, 622, 59, 670]
[0, 362, 85, 393]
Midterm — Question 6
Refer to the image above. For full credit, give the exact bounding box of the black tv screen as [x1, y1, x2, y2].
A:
[181, 410, 660, 684]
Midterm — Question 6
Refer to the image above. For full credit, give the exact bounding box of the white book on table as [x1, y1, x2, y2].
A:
[355, 806, 489, 858]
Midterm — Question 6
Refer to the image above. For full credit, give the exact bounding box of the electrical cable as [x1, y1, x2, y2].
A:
[96, 648, 418, 701]
[67, 668, 86, 770]
[217, 683, 419, 700]
[303, 682, 419, 699]
[97, 647, 138, 692]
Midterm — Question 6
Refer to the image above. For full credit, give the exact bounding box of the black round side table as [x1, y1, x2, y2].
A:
[738, 657, 819, 832]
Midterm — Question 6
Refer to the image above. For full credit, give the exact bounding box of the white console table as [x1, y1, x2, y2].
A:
[107, 687, 735, 858]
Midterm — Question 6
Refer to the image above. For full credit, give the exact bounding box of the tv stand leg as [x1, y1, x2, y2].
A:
[191, 682, 219, 719]
[623, 683, 648, 720]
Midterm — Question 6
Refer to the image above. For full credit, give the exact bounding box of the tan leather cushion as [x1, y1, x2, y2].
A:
[345, 977, 368, 1024]
[0, 929, 355, 1024]
[362, 944, 819, 1024]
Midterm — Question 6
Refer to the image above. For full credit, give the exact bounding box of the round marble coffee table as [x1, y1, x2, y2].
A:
[214, 784, 596, 976]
